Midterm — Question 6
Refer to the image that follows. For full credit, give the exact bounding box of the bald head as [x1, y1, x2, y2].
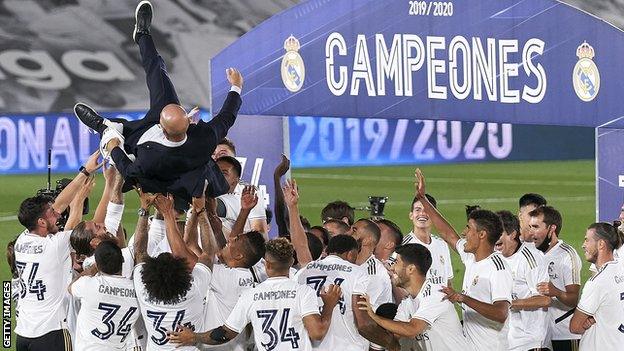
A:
[160, 104, 190, 141]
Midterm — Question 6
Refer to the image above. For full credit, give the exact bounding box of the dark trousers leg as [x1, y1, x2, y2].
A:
[16, 329, 72, 351]
[552, 340, 579, 351]
[121, 33, 180, 145]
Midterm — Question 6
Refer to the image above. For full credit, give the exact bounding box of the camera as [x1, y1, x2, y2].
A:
[368, 196, 388, 220]
[36, 149, 89, 230]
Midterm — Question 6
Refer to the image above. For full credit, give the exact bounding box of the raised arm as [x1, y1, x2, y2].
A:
[134, 188, 156, 264]
[203, 68, 243, 140]
[52, 150, 102, 214]
[415, 169, 461, 252]
[284, 179, 313, 266]
[229, 185, 257, 240]
[65, 176, 95, 230]
[273, 154, 291, 236]
[153, 194, 198, 269]
[92, 164, 115, 223]
[206, 196, 227, 249]
[184, 208, 201, 257]
[192, 194, 217, 269]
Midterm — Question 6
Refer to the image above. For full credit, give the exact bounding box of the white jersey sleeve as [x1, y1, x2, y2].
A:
[562, 251, 582, 286]
[352, 268, 370, 296]
[104, 201, 124, 234]
[299, 284, 321, 317]
[526, 257, 548, 297]
[51, 230, 72, 260]
[413, 287, 447, 326]
[455, 238, 474, 264]
[576, 279, 600, 316]
[395, 298, 413, 323]
[70, 275, 90, 299]
[224, 290, 252, 333]
[491, 263, 513, 303]
[443, 243, 454, 280]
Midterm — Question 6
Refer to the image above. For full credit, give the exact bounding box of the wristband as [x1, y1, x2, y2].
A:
[79, 166, 90, 177]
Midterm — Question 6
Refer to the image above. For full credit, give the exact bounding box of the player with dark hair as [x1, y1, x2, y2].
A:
[351, 219, 393, 351]
[132, 191, 215, 350]
[68, 240, 140, 350]
[213, 137, 237, 160]
[570, 223, 624, 349]
[296, 235, 399, 350]
[170, 238, 342, 349]
[528, 205, 583, 351]
[321, 200, 355, 225]
[413, 169, 512, 350]
[398, 190, 453, 287]
[310, 225, 330, 247]
[373, 218, 402, 263]
[495, 210, 551, 350]
[358, 243, 468, 350]
[323, 218, 351, 237]
[518, 193, 547, 241]
[13, 151, 100, 351]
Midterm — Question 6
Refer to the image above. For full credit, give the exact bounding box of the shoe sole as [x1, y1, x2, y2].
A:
[73, 102, 105, 133]
[133, 0, 153, 42]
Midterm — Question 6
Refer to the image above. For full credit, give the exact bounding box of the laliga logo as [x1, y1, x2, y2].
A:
[573, 41, 600, 102]
[281, 35, 305, 92]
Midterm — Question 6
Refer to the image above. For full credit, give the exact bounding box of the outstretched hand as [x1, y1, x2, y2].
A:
[153, 194, 175, 216]
[356, 293, 375, 318]
[415, 168, 426, 199]
[440, 285, 465, 303]
[241, 185, 258, 211]
[282, 179, 299, 207]
[226, 67, 243, 89]
[135, 187, 157, 210]
[84, 150, 104, 174]
[320, 284, 342, 309]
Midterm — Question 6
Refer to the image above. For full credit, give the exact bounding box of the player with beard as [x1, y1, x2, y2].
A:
[518, 193, 547, 244]
[394, 193, 453, 287]
[358, 243, 468, 350]
[529, 205, 582, 351]
[496, 210, 551, 350]
[373, 218, 403, 264]
[295, 235, 400, 351]
[14, 151, 101, 351]
[169, 238, 342, 350]
[413, 169, 512, 351]
[570, 223, 624, 350]
[351, 219, 393, 351]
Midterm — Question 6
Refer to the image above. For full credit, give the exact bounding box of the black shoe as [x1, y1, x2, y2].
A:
[133, 1, 152, 43]
[74, 103, 107, 134]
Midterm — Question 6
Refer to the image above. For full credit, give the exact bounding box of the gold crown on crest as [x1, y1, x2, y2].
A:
[284, 35, 300, 52]
[576, 41, 595, 59]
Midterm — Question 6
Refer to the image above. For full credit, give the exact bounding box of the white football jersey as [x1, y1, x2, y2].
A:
[225, 277, 320, 351]
[202, 263, 256, 351]
[217, 183, 266, 232]
[399, 233, 454, 285]
[544, 240, 582, 340]
[395, 281, 468, 350]
[71, 274, 140, 350]
[504, 243, 550, 350]
[361, 255, 392, 309]
[14, 230, 72, 338]
[83, 247, 135, 279]
[577, 260, 624, 351]
[295, 255, 370, 351]
[134, 262, 211, 350]
[455, 239, 513, 351]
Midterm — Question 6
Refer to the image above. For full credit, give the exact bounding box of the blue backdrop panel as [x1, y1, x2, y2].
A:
[289, 116, 593, 168]
[212, 0, 624, 128]
[597, 125, 624, 222]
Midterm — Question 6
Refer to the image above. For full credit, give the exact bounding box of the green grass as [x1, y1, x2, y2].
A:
[0, 159, 595, 349]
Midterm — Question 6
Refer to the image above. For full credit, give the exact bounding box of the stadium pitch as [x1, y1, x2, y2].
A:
[0, 159, 595, 349]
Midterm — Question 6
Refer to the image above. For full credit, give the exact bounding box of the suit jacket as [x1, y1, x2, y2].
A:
[111, 91, 242, 208]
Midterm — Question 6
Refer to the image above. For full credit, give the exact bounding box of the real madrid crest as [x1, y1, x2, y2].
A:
[472, 275, 479, 286]
[281, 35, 305, 93]
[573, 41, 600, 102]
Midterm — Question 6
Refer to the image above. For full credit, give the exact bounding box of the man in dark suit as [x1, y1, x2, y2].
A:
[74, 1, 242, 210]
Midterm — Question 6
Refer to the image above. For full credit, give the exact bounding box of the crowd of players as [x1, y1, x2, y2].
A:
[8, 137, 624, 351]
